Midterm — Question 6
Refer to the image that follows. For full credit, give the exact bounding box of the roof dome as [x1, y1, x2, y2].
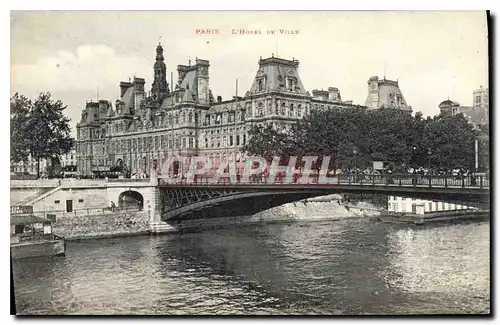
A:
[439, 99, 459, 108]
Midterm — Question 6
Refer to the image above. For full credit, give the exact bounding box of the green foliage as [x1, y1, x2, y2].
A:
[243, 107, 485, 172]
[10, 92, 74, 177]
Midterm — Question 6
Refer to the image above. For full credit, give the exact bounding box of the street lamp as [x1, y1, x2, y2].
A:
[412, 146, 417, 185]
[427, 149, 432, 174]
[353, 148, 358, 182]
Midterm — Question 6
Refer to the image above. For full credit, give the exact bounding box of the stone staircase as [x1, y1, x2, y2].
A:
[21, 185, 63, 206]
[12, 187, 54, 206]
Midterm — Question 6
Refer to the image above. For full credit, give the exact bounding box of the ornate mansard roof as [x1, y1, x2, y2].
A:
[247, 56, 308, 96]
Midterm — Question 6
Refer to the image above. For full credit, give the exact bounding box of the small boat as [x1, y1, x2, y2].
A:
[10, 213, 66, 260]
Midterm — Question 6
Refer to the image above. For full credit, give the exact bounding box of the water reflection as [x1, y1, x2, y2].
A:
[383, 222, 490, 314]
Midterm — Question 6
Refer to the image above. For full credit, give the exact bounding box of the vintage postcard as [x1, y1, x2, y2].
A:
[10, 10, 490, 316]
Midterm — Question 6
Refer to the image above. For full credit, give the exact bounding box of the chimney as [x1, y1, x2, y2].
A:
[119, 81, 132, 98]
[328, 87, 340, 101]
[177, 65, 189, 83]
[133, 77, 145, 86]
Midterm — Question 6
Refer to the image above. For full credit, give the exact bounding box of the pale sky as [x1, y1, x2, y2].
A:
[10, 11, 489, 134]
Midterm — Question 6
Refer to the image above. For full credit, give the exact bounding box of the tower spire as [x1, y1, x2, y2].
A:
[151, 42, 169, 100]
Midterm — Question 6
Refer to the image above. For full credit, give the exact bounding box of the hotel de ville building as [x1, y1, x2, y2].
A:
[76, 43, 411, 177]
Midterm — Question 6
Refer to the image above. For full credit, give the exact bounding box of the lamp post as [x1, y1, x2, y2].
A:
[412, 146, 417, 185]
[353, 148, 358, 182]
[427, 149, 432, 173]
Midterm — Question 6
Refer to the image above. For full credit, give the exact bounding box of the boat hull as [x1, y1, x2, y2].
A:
[11, 239, 66, 260]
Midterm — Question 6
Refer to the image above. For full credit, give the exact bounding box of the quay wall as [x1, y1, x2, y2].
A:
[33, 188, 109, 212]
[53, 210, 151, 240]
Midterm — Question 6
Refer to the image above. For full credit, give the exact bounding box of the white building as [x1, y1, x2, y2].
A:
[60, 149, 77, 168]
[388, 196, 473, 215]
[10, 155, 50, 176]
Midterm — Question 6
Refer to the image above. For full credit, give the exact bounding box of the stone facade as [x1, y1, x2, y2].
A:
[76, 45, 361, 177]
[31, 188, 109, 213]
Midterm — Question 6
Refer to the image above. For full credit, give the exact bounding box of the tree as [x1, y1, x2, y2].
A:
[242, 106, 483, 174]
[426, 113, 479, 171]
[476, 124, 490, 172]
[242, 124, 287, 163]
[10, 92, 74, 178]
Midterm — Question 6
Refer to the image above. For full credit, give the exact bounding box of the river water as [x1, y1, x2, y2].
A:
[12, 215, 490, 315]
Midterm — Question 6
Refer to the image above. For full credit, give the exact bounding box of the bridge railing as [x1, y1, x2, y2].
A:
[107, 178, 150, 183]
[337, 173, 489, 188]
[158, 173, 489, 189]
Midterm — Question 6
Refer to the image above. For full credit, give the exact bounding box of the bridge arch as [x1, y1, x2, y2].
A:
[118, 190, 144, 210]
[159, 183, 489, 221]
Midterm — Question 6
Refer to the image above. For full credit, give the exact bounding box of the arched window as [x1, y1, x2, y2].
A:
[258, 80, 263, 91]
[297, 104, 302, 117]
[281, 102, 286, 115]
[289, 104, 294, 116]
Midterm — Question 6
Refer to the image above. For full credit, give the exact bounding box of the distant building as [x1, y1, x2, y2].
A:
[60, 148, 78, 176]
[438, 86, 489, 129]
[473, 85, 489, 125]
[364, 76, 412, 112]
[10, 155, 51, 176]
[438, 99, 461, 116]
